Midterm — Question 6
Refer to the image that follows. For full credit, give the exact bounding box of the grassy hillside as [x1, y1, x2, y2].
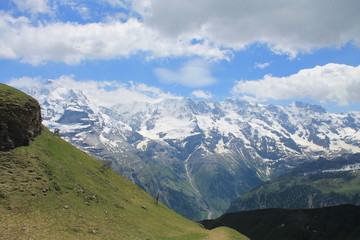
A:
[0, 127, 247, 240]
[0, 83, 38, 108]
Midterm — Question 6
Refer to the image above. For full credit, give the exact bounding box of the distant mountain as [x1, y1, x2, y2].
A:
[23, 82, 360, 220]
[228, 153, 360, 212]
[0, 84, 246, 240]
[201, 204, 360, 240]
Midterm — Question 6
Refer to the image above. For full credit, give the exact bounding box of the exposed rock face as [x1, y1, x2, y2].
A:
[0, 84, 42, 151]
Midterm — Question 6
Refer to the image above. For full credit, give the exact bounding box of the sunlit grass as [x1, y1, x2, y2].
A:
[0, 128, 248, 240]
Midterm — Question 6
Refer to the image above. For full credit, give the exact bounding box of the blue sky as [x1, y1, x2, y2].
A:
[0, 0, 359, 113]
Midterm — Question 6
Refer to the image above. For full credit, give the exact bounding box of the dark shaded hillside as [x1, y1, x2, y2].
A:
[201, 204, 360, 240]
[229, 153, 360, 212]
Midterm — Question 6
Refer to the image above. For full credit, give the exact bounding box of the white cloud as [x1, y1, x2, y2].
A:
[254, 62, 270, 69]
[154, 59, 217, 88]
[1, 0, 359, 64]
[129, 82, 181, 101]
[0, 12, 229, 65]
[12, 0, 52, 14]
[8, 75, 181, 106]
[139, 0, 360, 56]
[232, 63, 360, 106]
[191, 90, 213, 99]
[131, 0, 151, 15]
[7, 76, 43, 88]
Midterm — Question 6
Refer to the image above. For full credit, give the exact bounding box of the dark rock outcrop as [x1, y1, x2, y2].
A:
[0, 84, 42, 151]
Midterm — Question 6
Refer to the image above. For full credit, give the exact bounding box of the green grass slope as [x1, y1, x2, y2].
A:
[0, 127, 247, 240]
[0, 83, 38, 107]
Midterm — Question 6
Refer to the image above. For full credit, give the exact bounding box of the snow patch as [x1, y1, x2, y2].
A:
[215, 138, 229, 154]
[136, 138, 150, 150]
[323, 163, 360, 173]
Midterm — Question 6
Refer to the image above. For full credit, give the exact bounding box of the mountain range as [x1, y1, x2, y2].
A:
[23, 81, 360, 220]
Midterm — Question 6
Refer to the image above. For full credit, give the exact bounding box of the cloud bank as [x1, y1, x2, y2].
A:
[140, 0, 360, 57]
[8, 75, 181, 106]
[0, 0, 359, 64]
[232, 63, 360, 106]
[0, 12, 228, 65]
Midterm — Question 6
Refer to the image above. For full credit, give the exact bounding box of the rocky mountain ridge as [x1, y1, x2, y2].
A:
[22, 82, 360, 220]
